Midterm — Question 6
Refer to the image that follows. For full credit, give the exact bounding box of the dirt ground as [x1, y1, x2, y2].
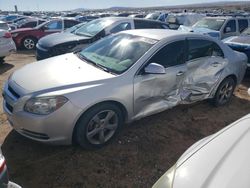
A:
[0, 52, 250, 188]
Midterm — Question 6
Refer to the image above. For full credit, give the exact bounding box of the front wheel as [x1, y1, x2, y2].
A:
[212, 77, 236, 106]
[22, 37, 37, 50]
[74, 103, 124, 149]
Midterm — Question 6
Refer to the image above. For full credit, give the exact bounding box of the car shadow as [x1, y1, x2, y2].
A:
[15, 50, 36, 55]
[0, 63, 14, 75]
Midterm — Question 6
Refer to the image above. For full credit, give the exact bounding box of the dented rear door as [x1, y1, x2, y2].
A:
[181, 38, 227, 102]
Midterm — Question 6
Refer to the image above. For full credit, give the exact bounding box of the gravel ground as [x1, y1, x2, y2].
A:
[0, 52, 250, 188]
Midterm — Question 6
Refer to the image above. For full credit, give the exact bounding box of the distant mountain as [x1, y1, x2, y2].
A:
[72, 8, 87, 12]
[72, 1, 250, 11]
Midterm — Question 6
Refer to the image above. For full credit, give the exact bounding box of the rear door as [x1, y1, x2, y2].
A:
[184, 38, 227, 102]
[133, 40, 187, 119]
[238, 19, 248, 33]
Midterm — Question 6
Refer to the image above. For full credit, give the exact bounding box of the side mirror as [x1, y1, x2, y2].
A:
[144, 63, 166, 74]
[225, 27, 231, 33]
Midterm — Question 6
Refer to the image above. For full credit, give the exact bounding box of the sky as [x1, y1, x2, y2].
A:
[0, 0, 246, 11]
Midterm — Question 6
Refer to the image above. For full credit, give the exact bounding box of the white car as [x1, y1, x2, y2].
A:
[0, 29, 16, 63]
[0, 21, 10, 31]
[153, 114, 250, 188]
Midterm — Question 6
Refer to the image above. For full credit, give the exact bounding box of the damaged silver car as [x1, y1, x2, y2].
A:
[2, 29, 247, 149]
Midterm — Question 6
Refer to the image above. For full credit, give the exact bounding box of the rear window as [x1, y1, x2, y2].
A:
[188, 39, 224, 61]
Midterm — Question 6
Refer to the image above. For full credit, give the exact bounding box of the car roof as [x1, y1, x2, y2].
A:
[120, 29, 203, 40]
[97, 16, 166, 24]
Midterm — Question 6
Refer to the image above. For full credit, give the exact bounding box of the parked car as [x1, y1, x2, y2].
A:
[166, 13, 205, 30]
[1, 15, 21, 24]
[2, 30, 247, 149]
[0, 147, 21, 188]
[153, 113, 250, 188]
[223, 27, 250, 68]
[36, 17, 169, 60]
[17, 18, 46, 29]
[11, 18, 80, 50]
[0, 21, 11, 31]
[0, 30, 16, 63]
[179, 16, 250, 39]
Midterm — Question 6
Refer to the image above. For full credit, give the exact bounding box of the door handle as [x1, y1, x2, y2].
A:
[211, 62, 221, 67]
[176, 71, 185, 76]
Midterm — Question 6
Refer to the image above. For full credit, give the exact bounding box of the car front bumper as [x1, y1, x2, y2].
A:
[2, 84, 83, 145]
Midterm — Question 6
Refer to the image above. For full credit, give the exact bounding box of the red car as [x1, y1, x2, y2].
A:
[11, 18, 80, 50]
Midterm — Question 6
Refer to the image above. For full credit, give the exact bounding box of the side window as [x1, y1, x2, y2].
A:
[211, 42, 224, 57]
[188, 39, 224, 61]
[238, 19, 248, 32]
[110, 22, 132, 33]
[224, 20, 236, 33]
[64, 20, 78, 29]
[45, 20, 62, 30]
[134, 20, 148, 29]
[149, 40, 186, 68]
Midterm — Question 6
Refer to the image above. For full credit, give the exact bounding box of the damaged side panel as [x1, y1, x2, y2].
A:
[133, 56, 227, 120]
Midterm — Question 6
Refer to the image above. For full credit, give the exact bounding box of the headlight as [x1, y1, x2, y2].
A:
[24, 96, 68, 115]
[11, 33, 19, 37]
[152, 165, 176, 188]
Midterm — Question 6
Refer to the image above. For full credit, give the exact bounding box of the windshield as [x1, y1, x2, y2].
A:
[64, 22, 87, 33]
[193, 18, 225, 31]
[75, 19, 114, 37]
[78, 34, 157, 74]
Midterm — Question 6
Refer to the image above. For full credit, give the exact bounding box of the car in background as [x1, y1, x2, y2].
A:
[223, 27, 250, 68]
[3, 29, 247, 149]
[14, 18, 46, 30]
[36, 17, 169, 60]
[1, 15, 22, 24]
[0, 21, 11, 31]
[179, 16, 250, 39]
[11, 18, 80, 50]
[153, 113, 250, 188]
[0, 30, 16, 63]
[75, 15, 100, 22]
[166, 13, 205, 30]
[0, 147, 21, 188]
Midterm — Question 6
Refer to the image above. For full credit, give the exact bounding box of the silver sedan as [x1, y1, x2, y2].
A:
[2, 29, 247, 149]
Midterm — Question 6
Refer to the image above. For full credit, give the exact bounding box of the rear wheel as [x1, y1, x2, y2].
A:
[74, 103, 124, 149]
[212, 77, 236, 106]
[22, 37, 37, 50]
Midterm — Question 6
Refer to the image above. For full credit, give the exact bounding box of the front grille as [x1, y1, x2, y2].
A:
[20, 129, 50, 140]
[5, 102, 13, 113]
[8, 85, 20, 99]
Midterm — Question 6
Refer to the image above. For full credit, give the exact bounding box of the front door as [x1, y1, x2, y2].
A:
[133, 40, 187, 119]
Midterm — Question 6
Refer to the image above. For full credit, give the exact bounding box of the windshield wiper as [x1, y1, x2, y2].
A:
[77, 53, 115, 74]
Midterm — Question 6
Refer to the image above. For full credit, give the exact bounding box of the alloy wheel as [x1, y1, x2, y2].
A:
[86, 110, 118, 145]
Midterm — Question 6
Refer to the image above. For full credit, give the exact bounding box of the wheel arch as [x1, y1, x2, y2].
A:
[72, 100, 128, 143]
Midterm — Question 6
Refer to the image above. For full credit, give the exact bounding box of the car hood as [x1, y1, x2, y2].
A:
[173, 114, 250, 188]
[38, 32, 91, 48]
[224, 36, 250, 49]
[10, 53, 115, 94]
[179, 25, 220, 39]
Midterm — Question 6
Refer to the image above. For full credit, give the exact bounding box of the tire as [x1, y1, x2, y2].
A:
[22, 37, 37, 50]
[74, 103, 124, 149]
[212, 77, 236, 107]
